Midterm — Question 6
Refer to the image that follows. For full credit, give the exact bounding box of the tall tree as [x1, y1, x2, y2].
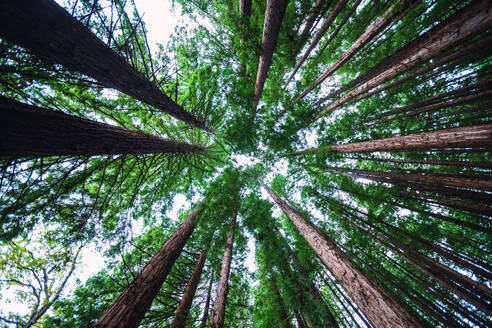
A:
[0, 97, 205, 159]
[0, 0, 211, 132]
[95, 204, 203, 328]
[259, 180, 423, 328]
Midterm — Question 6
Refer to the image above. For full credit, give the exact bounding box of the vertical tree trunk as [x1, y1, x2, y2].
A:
[95, 205, 203, 328]
[0, 97, 204, 159]
[313, 0, 492, 120]
[199, 269, 214, 328]
[0, 0, 211, 132]
[239, 0, 252, 17]
[260, 181, 423, 328]
[282, 124, 492, 155]
[170, 248, 208, 328]
[209, 214, 237, 328]
[252, 0, 290, 113]
[284, 0, 349, 87]
[292, 0, 413, 104]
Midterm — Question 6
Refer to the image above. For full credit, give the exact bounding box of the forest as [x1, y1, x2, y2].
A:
[0, 0, 491, 327]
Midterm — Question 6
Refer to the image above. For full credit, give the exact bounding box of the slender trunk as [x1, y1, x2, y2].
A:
[239, 0, 252, 17]
[209, 214, 237, 328]
[95, 205, 203, 328]
[284, 0, 349, 87]
[252, 0, 290, 112]
[0, 0, 210, 132]
[259, 181, 422, 328]
[273, 280, 292, 328]
[199, 269, 214, 328]
[282, 124, 492, 155]
[170, 248, 208, 328]
[0, 97, 204, 159]
[347, 156, 492, 169]
[295, 0, 325, 51]
[292, 0, 413, 105]
[313, 0, 492, 120]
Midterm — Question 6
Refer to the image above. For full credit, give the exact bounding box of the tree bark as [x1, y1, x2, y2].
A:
[292, 0, 413, 105]
[252, 0, 290, 112]
[295, 0, 326, 52]
[209, 214, 237, 328]
[95, 205, 203, 328]
[283, 124, 492, 156]
[199, 269, 214, 328]
[260, 181, 422, 328]
[284, 0, 349, 87]
[0, 97, 204, 159]
[170, 248, 208, 328]
[239, 0, 252, 17]
[313, 0, 492, 120]
[0, 0, 211, 132]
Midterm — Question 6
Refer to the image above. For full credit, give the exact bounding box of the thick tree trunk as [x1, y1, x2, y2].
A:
[209, 214, 237, 328]
[260, 182, 422, 328]
[292, 0, 412, 105]
[239, 0, 252, 17]
[199, 270, 214, 328]
[283, 124, 492, 156]
[170, 248, 208, 328]
[313, 0, 492, 120]
[95, 205, 203, 328]
[284, 0, 349, 87]
[0, 97, 204, 159]
[252, 0, 290, 112]
[0, 0, 211, 132]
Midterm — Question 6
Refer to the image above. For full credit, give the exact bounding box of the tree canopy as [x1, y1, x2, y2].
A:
[0, 0, 490, 327]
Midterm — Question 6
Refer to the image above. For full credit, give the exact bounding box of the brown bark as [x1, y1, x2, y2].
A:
[260, 181, 422, 328]
[170, 248, 208, 328]
[209, 214, 237, 328]
[283, 124, 492, 156]
[272, 280, 293, 328]
[239, 0, 252, 17]
[284, 0, 349, 87]
[0, 97, 204, 159]
[252, 0, 290, 112]
[292, 0, 412, 105]
[95, 205, 203, 328]
[295, 0, 326, 51]
[348, 156, 492, 169]
[313, 0, 492, 120]
[0, 0, 211, 132]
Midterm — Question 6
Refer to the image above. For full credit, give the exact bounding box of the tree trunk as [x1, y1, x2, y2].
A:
[170, 248, 208, 328]
[295, 0, 326, 52]
[292, 0, 412, 105]
[239, 0, 252, 17]
[283, 124, 492, 156]
[252, 0, 290, 112]
[260, 181, 422, 328]
[272, 280, 293, 328]
[199, 269, 214, 328]
[0, 0, 211, 132]
[209, 214, 237, 328]
[347, 156, 492, 169]
[0, 97, 204, 159]
[95, 205, 203, 328]
[313, 0, 492, 120]
[284, 0, 349, 87]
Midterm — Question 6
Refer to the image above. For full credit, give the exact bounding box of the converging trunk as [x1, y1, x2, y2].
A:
[260, 181, 422, 328]
[0, 0, 211, 132]
[252, 0, 290, 112]
[0, 97, 204, 159]
[170, 248, 208, 328]
[95, 205, 203, 328]
[209, 214, 237, 328]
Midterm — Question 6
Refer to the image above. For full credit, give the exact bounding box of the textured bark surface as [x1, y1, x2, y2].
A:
[239, 0, 252, 16]
[261, 183, 423, 328]
[293, 0, 411, 104]
[252, 0, 290, 112]
[95, 206, 203, 328]
[170, 249, 208, 328]
[0, 0, 210, 132]
[314, 0, 492, 119]
[284, 0, 348, 87]
[209, 215, 237, 328]
[0, 97, 204, 159]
